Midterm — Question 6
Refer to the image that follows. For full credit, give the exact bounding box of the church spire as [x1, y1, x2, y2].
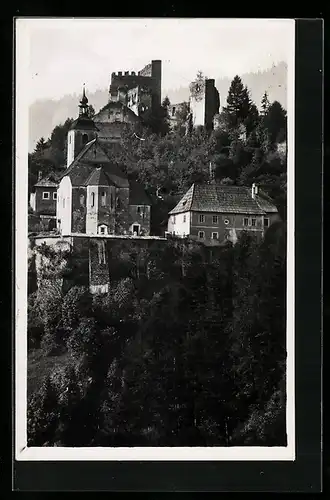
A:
[79, 84, 89, 116]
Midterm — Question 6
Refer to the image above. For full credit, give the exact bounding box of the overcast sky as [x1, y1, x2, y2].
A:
[18, 18, 294, 104]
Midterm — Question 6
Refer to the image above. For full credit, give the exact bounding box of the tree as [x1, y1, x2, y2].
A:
[141, 96, 171, 136]
[223, 76, 253, 130]
[34, 137, 48, 153]
[48, 118, 74, 169]
[263, 101, 287, 144]
[27, 375, 60, 446]
[260, 91, 270, 117]
[57, 365, 83, 446]
[244, 102, 259, 136]
[174, 101, 190, 134]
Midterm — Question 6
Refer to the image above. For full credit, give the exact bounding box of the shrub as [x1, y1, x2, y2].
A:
[27, 375, 60, 446]
[61, 286, 93, 333]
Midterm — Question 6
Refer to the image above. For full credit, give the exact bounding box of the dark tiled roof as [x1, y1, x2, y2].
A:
[34, 177, 58, 188]
[59, 138, 129, 188]
[94, 101, 140, 121]
[129, 180, 151, 206]
[84, 167, 115, 187]
[169, 183, 278, 216]
[34, 169, 64, 187]
[70, 117, 98, 131]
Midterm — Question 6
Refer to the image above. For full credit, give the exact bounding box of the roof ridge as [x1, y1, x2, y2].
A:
[60, 139, 97, 180]
[190, 183, 195, 211]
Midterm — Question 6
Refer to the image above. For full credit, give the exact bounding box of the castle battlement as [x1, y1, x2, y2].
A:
[109, 60, 162, 113]
[111, 71, 137, 77]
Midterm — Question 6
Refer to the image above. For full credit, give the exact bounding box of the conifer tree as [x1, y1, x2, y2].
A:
[27, 375, 60, 446]
[223, 76, 253, 130]
[260, 91, 270, 117]
[263, 100, 287, 144]
[34, 137, 48, 153]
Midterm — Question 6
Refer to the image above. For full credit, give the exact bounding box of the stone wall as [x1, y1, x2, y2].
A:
[71, 187, 87, 233]
[128, 205, 151, 236]
[115, 187, 130, 234]
[89, 239, 110, 294]
[204, 79, 220, 131]
[109, 60, 161, 113]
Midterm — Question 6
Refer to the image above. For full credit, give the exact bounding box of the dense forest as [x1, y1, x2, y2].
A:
[27, 74, 288, 446]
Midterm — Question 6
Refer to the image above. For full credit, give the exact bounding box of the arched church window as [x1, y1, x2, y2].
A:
[69, 135, 71, 144]
[82, 133, 88, 145]
[101, 191, 106, 206]
[79, 194, 85, 206]
[91, 192, 95, 207]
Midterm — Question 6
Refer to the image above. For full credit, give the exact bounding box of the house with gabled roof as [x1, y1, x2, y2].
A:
[56, 88, 151, 237]
[29, 171, 64, 231]
[167, 183, 280, 244]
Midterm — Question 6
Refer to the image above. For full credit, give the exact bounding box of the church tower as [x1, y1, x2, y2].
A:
[67, 85, 98, 167]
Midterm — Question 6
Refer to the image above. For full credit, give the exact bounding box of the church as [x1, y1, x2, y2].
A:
[56, 86, 151, 237]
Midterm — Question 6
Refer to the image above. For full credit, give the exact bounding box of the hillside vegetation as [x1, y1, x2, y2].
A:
[27, 73, 288, 447]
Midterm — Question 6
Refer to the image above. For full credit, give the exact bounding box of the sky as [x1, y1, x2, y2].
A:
[18, 18, 294, 104]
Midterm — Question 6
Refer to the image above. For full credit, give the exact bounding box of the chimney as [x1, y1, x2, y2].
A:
[209, 161, 215, 183]
[251, 183, 258, 199]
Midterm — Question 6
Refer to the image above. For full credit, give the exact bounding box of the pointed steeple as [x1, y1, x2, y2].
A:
[79, 84, 89, 116]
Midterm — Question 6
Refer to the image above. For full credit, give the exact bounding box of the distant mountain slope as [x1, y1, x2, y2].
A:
[165, 62, 287, 110]
[28, 62, 287, 152]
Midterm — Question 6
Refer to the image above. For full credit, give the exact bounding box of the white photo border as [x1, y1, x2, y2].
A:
[15, 17, 296, 461]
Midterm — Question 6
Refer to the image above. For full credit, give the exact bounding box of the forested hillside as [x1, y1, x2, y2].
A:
[27, 73, 288, 447]
[29, 74, 287, 232]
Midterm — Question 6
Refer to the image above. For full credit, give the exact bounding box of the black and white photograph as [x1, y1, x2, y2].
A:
[15, 17, 296, 461]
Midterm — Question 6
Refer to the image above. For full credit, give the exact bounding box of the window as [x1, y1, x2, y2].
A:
[199, 214, 205, 223]
[91, 192, 95, 207]
[79, 194, 85, 206]
[264, 218, 269, 227]
[243, 218, 249, 226]
[183, 214, 186, 223]
[98, 225, 108, 235]
[42, 192, 50, 200]
[63, 198, 65, 208]
[212, 232, 218, 240]
[212, 215, 218, 224]
[116, 197, 121, 209]
[69, 135, 71, 144]
[173, 215, 176, 224]
[198, 231, 205, 239]
[251, 218, 256, 227]
[133, 225, 140, 236]
[172, 106, 176, 117]
[82, 133, 88, 145]
[224, 219, 229, 225]
[137, 206, 141, 214]
[101, 191, 106, 206]
[53, 192, 57, 200]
